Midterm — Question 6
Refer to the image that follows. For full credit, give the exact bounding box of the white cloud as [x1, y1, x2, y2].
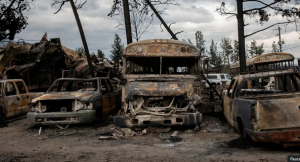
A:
[12, 0, 300, 59]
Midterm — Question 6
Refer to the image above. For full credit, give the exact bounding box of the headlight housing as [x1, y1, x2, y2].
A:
[29, 101, 46, 113]
[72, 100, 93, 111]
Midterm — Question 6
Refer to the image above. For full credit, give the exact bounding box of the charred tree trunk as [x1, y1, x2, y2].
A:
[123, 0, 133, 44]
[237, 0, 246, 73]
[145, 0, 178, 40]
[70, 0, 95, 77]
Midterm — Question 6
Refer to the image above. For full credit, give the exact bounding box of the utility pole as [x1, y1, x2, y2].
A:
[237, 0, 246, 73]
[123, 0, 132, 45]
[70, 0, 95, 77]
[275, 26, 283, 52]
[145, 0, 178, 40]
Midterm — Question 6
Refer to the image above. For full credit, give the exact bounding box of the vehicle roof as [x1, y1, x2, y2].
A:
[230, 52, 294, 69]
[123, 39, 201, 57]
[232, 69, 296, 80]
[55, 77, 109, 81]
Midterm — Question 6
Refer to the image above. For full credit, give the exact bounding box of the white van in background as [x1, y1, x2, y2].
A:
[205, 73, 231, 88]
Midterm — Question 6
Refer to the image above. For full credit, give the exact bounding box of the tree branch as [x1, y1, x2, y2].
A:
[245, 21, 294, 38]
[52, 0, 87, 14]
[52, 0, 69, 14]
[243, 1, 280, 13]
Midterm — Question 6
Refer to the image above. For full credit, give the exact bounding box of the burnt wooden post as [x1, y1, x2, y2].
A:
[237, 0, 246, 73]
[145, 0, 178, 40]
[123, 0, 133, 45]
[70, 0, 95, 77]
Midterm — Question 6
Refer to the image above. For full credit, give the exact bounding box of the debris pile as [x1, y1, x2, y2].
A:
[98, 127, 148, 140]
[0, 33, 122, 91]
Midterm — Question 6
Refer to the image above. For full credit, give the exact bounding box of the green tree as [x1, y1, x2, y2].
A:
[97, 49, 105, 58]
[220, 37, 232, 66]
[195, 31, 205, 55]
[247, 39, 264, 58]
[207, 39, 222, 71]
[110, 34, 124, 61]
[272, 41, 279, 52]
[75, 47, 85, 54]
[231, 40, 239, 62]
[216, 1, 300, 72]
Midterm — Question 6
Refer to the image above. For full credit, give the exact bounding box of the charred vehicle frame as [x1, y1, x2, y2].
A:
[224, 52, 300, 146]
[0, 79, 43, 121]
[114, 39, 203, 128]
[27, 77, 121, 125]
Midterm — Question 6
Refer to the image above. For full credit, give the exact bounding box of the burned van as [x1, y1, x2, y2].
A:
[114, 39, 202, 128]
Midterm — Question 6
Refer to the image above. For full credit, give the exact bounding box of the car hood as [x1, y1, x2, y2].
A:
[30, 92, 96, 103]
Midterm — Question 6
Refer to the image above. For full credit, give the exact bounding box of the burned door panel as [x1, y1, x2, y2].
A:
[101, 79, 113, 117]
[233, 99, 256, 136]
[15, 81, 30, 114]
[4, 82, 21, 118]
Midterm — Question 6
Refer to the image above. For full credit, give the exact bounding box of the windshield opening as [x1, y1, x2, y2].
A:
[236, 74, 300, 98]
[48, 80, 98, 92]
[126, 57, 198, 75]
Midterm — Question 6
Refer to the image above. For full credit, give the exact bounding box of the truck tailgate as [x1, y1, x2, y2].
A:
[257, 97, 300, 130]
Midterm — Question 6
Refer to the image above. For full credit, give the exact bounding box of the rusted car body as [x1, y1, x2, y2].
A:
[224, 52, 300, 146]
[0, 79, 43, 121]
[114, 39, 202, 128]
[27, 77, 121, 125]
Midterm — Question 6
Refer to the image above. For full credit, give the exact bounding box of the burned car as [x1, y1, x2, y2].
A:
[0, 79, 43, 122]
[224, 52, 300, 146]
[27, 77, 121, 125]
[114, 39, 202, 128]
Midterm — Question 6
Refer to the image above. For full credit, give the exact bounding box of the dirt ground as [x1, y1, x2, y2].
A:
[0, 114, 299, 162]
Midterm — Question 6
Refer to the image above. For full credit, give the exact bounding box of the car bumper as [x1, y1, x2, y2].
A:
[27, 110, 96, 125]
[114, 112, 202, 128]
[252, 129, 300, 145]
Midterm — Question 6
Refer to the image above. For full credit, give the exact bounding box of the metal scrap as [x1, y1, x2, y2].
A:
[0, 33, 123, 91]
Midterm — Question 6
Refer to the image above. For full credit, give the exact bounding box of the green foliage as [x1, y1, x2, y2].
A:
[110, 34, 124, 61]
[75, 47, 85, 54]
[195, 31, 205, 55]
[272, 41, 279, 52]
[97, 49, 105, 58]
[207, 39, 222, 70]
[247, 39, 264, 58]
[220, 37, 232, 66]
[231, 40, 239, 62]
